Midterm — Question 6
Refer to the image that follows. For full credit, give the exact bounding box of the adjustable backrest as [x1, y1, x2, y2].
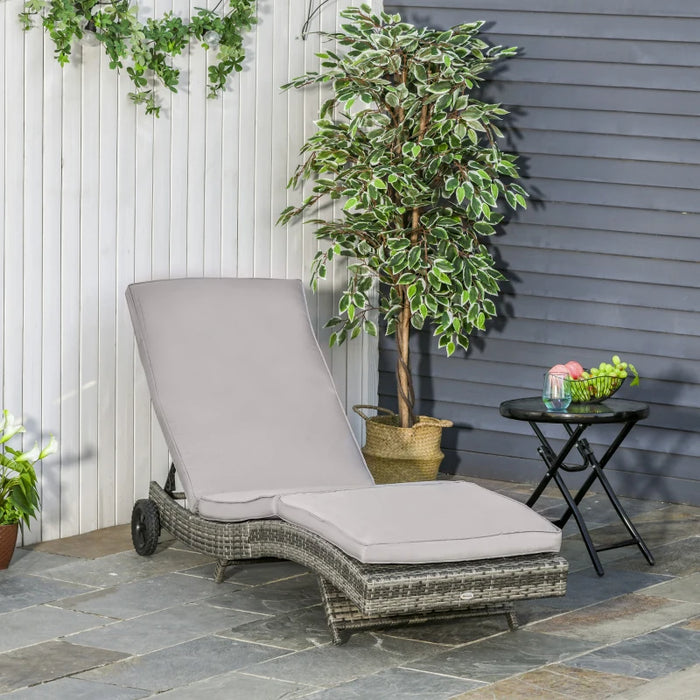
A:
[127, 278, 374, 516]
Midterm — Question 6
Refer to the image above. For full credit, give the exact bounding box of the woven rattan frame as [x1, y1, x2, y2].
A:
[149, 481, 567, 643]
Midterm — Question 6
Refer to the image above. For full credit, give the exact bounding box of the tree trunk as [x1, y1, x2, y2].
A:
[396, 290, 414, 428]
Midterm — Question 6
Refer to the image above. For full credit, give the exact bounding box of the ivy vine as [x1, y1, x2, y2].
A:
[19, 0, 256, 116]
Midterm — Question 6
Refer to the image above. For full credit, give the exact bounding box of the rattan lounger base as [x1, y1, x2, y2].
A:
[144, 481, 567, 644]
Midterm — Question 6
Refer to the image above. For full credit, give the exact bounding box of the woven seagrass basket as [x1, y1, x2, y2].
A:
[353, 405, 453, 484]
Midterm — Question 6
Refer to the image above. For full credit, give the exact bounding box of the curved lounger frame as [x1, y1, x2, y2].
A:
[148, 481, 567, 644]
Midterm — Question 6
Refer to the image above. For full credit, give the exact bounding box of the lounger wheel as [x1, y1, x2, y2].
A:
[131, 499, 161, 556]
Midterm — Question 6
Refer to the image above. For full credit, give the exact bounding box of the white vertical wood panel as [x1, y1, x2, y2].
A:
[187, 17, 207, 278]
[22, 20, 44, 542]
[58, 50, 82, 538]
[237, 15, 257, 278]
[220, 73, 240, 278]
[115, 64, 138, 525]
[270, 0, 290, 280]
[40, 37, 64, 542]
[203, 90, 224, 277]
[1, 0, 379, 542]
[79, 46, 101, 534]
[97, 54, 119, 529]
[3, 0, 25, 437]
[254, 2, 273, 280]
[132, 88, 156, 503]
[0, 3, 6, 416]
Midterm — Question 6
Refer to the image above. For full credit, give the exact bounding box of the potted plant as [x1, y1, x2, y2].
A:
[279, 5, 526, 482]
[0, 410, 57, 568]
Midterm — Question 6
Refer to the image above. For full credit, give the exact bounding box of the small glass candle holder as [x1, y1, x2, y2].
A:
[543, 371, 572, 412]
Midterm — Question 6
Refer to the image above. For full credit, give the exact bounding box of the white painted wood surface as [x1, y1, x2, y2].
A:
[0, 0, 380, 543]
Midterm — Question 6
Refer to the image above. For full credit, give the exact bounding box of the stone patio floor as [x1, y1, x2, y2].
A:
[1, 476, 699, 699]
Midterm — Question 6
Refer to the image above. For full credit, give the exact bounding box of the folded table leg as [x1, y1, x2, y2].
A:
[527, 419, 654, 576]
[526, 422, 606, 576]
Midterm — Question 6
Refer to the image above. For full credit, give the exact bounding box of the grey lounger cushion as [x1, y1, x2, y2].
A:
[126, 278, 374, 519]
[276, 481, 562, 563]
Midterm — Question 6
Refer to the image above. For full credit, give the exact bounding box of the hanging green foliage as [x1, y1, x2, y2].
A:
[19, 0, 256, 116]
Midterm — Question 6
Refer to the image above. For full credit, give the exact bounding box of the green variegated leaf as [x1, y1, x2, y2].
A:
[483, 299, 497, 316]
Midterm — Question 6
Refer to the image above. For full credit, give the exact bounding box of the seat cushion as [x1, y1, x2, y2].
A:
[276, 481, 562, 564]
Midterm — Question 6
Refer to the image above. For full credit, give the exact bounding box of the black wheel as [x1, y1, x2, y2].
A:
[131, 499, 160, 556]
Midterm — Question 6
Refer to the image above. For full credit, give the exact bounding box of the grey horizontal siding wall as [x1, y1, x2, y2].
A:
[382, 1, 700, 505]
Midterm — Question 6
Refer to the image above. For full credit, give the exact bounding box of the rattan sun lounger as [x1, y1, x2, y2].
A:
[126, 278, 567, 644]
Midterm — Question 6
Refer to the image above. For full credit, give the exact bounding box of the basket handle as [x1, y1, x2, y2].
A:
[352, 404, 396, 421]
[433, 418, 454, 428]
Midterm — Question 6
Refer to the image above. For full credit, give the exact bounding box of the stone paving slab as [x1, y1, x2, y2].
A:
[538, 493, 663, 535]
[37, 545, 215, 588]
[564, 624, 700, 680]
[516, 567, 671, 625]
[451, 664, 646, 699]
[28, 524, 134, 559]
[1, 677, 149, 699]
[240, 632, 444, 688]
[76, 635, 289, 692]
[0, 640, 128, 694]
[204, 572, 323, 616]
[222, 604, 333, 650]
[611, 536, 700, 577]
[0, 605, 112, 653]
[529, 592, 700, 645]
[0, 573, 94, 614]
[556, 536, 631, 574]
[582, 505, 700, 551]
[66, 600, 266, 655]
[54, 571, 228, 619]
[607, 663, 700, 699]
[682, 616, 700, 630]
[155, 671, 316, 699]
[305, 667, 484, 699]
[385, 613, 511, 647]
[7, 548, 76, 575]
[406, 630, 597, 684]
[184, 558, 310, 586]
[638, 572, 700, 603]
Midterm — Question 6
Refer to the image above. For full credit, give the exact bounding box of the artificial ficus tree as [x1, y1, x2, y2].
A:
[279, 5, 527, 428]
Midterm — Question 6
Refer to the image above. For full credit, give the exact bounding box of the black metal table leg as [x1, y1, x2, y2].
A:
[554, 421, 637, 529]
[526, 422, 606, 575]
[499, 398, 653, 576]
[587, 458, 655, 566]
[554, 421, 654, 565]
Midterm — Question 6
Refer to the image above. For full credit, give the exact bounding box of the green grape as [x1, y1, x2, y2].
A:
[612, 355, 621, 365]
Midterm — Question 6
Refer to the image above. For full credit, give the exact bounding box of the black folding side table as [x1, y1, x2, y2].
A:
[499, 397, 655, 576]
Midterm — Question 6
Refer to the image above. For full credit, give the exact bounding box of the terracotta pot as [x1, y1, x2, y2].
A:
[0, 522, 19, 569]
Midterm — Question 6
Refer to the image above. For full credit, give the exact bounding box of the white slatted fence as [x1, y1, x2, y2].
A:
[0, 0, 379, 543]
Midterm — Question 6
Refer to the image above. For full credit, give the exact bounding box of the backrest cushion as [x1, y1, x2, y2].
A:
[127, 278, 374, 515]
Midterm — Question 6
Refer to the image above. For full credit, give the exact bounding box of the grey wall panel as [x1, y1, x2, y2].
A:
[384, 0, 700, 505]
[390, 0, 700, 16]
